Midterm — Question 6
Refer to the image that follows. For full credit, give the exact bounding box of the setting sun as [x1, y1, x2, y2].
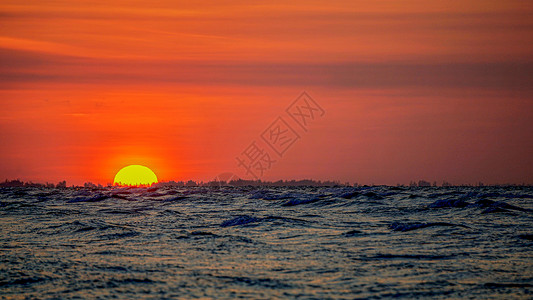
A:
[113, 165, 158, 186]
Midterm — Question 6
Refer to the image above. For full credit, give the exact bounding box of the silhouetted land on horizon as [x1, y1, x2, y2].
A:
[1, 179, 531, 188]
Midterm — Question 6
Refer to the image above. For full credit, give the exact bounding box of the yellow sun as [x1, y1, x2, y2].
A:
[113, 165, 158, 187]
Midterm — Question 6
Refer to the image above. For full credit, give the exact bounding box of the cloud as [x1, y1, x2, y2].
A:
[1, 47, 532, 93]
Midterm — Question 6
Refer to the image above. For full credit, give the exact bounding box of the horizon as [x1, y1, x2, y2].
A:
[2, 177, 532, 188]
[1, 1, 533, 186]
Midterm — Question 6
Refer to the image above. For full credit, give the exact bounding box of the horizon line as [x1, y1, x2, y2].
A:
[1, 178, 532, 188]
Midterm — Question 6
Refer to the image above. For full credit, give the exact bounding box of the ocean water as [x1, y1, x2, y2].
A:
[0, 186, 532, 299]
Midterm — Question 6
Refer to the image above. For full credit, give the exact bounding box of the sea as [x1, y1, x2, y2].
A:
[0, 186, 532, 299]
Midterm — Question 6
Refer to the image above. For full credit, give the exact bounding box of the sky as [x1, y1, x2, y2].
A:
[1, 0, 532, 185]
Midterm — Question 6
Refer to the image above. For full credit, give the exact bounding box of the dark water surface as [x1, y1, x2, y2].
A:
[1, 186, 532, 299]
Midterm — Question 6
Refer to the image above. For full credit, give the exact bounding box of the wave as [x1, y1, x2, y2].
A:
[159, 195, 188, 202]
[220, 215, 260, 227]
[100, 231, 140, 240]
[518, 234, 533, 241]
[483, 282, 533, 288]
[368, 253, 459, 260]
[474, 199, 532, 213]
[362, 192, 384, 200]
[210, 275, 292, 289]
[343, 230, 364, 237]
[67, 193, 137, 203]
[220, 215, 311, 228]
[479, 192, 533, 199]
[340, 191, 359, 199]
[390, 222, 469, 232]
[67, 194, 110, 203]
[427, 197, 532, 214]
[428, 199, 469, 208]
[0, 276, 47, 287]
[281, 197, 319, 206]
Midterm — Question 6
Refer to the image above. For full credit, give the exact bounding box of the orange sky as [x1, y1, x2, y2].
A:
[1, 0, 532, 185]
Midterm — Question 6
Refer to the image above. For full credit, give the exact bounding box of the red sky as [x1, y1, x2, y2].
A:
[1, 0, 532, 185]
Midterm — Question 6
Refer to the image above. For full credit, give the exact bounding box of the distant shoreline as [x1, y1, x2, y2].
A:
[1, 179, 531, 189]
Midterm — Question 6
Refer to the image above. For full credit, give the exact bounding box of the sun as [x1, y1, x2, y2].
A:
[113, 165, 158, 187]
